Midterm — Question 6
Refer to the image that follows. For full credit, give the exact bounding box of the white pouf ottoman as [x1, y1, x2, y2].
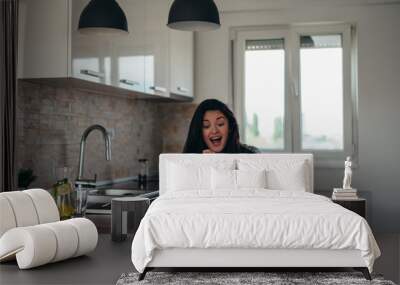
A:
[0, 189, 98, 269]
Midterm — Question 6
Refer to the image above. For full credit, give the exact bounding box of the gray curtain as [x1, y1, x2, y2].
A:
[0, 0, 18, 192]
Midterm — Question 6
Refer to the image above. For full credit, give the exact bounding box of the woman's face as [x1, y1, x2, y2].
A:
[202, 110, 229, 153]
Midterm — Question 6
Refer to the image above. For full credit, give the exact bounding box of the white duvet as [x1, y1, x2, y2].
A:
[131, 190, 380, 273]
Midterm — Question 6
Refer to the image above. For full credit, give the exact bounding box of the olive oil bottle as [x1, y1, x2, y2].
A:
[54, 178, 75, 220]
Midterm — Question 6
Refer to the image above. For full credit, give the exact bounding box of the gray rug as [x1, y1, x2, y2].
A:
[116, 272, 396, 285]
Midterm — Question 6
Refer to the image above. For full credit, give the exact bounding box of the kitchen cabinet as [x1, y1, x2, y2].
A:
[143, 0, 171, 97]
[143, 0, 194, 99]
[18, 0, 193, 101]
[113, 0, 146, 93]
[169, 29, 194, 98]
[18, 0, 113, 83]
[18, 0, 70, 79]
[70, 0, 113, 86]
[71, 0, 147, 93]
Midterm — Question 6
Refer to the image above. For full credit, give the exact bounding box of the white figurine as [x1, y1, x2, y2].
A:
[343, 156, 352, 189]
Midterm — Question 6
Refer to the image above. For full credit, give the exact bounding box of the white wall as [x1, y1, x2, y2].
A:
[194, 0, 400, 232]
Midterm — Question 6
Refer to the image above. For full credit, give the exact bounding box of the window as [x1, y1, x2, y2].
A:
[300, 34, 344, 150]
[244, 38, 285, 149]
[234, 25, 356, 166]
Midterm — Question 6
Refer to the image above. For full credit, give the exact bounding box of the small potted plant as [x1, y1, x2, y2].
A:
[18, 168, 37, 190]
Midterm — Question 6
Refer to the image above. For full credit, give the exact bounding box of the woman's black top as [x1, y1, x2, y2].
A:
[238, 144, 259, 153]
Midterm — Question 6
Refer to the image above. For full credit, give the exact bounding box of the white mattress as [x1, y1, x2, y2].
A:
[131, 190, 380, 273]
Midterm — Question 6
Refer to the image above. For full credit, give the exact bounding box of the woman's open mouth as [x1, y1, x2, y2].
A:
[209, 136, 223, 147]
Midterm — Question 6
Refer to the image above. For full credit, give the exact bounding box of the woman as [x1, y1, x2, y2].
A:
[183, 99, 258, 153]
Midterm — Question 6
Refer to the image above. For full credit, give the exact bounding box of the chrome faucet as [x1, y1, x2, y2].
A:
[77, 124, 112, 183]
[74, 125, 111, 217]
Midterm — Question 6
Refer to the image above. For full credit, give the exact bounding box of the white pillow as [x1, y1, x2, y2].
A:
[211, 168, 267, 190]
[237, 159, 308, 191]
[166, 159, 235, 192]
[167, 162, 210, 191]
[211, 168, 236, 190]
[237, 169, 267, 189]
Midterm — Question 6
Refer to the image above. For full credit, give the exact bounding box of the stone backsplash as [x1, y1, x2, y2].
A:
[17, 80, 179, 188]
[157, 103, 197, 153]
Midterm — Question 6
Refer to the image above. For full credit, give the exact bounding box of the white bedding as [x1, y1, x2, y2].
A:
[131, 190, 380, 273]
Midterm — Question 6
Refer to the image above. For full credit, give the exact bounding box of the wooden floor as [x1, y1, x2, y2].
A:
[0, 234, 398, 285]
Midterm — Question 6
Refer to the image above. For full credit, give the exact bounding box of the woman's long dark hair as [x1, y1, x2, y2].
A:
[183, 99, 256, 153]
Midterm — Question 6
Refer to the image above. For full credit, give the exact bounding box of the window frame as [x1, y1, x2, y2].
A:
[233, 24, 357, 167]
[234, 28, 294, 153]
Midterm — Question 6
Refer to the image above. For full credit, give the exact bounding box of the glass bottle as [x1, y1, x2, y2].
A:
[53, 167, 75, 219]
[138, 158, 149, 189]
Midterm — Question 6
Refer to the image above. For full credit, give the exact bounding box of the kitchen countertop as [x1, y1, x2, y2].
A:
[86, 179, 159, 214]
[96, 179, 159, 192]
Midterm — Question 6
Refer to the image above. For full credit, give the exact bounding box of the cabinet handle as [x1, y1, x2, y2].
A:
[149, 86, 167, 93]
[120, 79, 140, 86]
[177, 86, 189, 93]
[291, 79, 300, 97]
[80, 69, 104, 78]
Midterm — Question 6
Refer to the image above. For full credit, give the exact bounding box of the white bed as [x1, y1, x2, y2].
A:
[131, 154, 380, 280]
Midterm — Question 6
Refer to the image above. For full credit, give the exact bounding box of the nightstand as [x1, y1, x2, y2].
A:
[332, 198, 366, 218]
[111, 197, 150, 242]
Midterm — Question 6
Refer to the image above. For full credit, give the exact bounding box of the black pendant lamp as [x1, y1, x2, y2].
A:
[78, 0, 128, 34]
[167, 0, 220, 31]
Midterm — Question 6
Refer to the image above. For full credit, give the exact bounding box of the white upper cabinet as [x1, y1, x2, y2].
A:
[18, 0, 70, 79]
[143, 0, 171, 97]
[114, 0, 146, 93]
[18, 0, 193, 100]
[70, 0, 113, 86]
[169, 29, 194, 98]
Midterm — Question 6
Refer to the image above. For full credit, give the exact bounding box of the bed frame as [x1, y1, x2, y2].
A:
[138, 154, 372, 281]
[139, 249, 371, 280]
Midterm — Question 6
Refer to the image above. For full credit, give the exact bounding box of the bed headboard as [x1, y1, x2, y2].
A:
[159, 153, 314, 195]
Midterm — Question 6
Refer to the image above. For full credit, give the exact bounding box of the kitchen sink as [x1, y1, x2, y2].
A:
[86, 179, 159, 214]
[88, 188, 150, 205]
[90, 189, 148, 196]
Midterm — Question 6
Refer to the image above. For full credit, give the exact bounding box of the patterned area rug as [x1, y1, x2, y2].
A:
[116, 271, 396, 285]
